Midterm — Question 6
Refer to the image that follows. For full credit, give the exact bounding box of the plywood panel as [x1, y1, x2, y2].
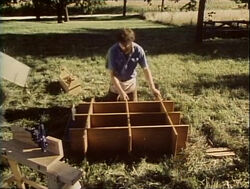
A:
[128, 102, 162, 112]
[130, 113, 168, 126]
[206, 147, 235, 157]
[70, 116, 87, 128]
[76, 103, 90, 114]
[131, 127, 172, 154]
[163, 101, 174, 112]
[175, 125, 189, 152]
[91, 114, 128, 127]
[69, 128, 85, 153]
[46, 136, 63, 157]
[168, 112, 181, 125]
[87, 128, 128, 153]
[0, 52, 30, 87]
[93, 102, 126, 113]
[171, 127, 178, 156]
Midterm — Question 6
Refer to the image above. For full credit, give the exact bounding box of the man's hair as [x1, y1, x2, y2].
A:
[117, 28, 135, 43]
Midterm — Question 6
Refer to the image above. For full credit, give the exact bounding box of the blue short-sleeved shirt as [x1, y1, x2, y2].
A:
[106, 42, 148, 81]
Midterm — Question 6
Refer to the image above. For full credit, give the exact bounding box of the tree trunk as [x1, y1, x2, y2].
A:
[57, 2, 63, 23]
[35, 7, 41, 21]
[161, 0, 165, 12]
[123, 0, 127, 17]
[33, 0, 41, 21]
[196, 0, 206, 43]
[64, 5, 69, 22]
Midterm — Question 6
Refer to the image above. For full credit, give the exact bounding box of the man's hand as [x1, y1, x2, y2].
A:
[143, 68, 162, 100]
[152, 87, 162, 100]
[117, 91, 129, 101]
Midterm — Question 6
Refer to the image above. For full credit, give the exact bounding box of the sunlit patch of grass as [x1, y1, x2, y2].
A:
[143, 9, 249, 26]
[104, 0, 242, 13]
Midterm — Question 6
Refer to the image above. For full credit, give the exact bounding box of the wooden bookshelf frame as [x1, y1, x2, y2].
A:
[69, 99, 188, 156]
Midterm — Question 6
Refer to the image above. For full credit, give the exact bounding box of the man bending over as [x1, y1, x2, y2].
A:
[106, 28, 161, 101]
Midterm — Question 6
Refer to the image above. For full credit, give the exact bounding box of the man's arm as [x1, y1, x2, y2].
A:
[143, 68, 162, 99]
[110, 71, 129, 100]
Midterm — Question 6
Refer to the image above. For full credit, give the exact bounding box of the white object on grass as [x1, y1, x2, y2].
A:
[0, 52, 30, 87]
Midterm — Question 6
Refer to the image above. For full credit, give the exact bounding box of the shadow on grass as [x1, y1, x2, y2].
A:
[45, 81, 62, 95]
[4, 106, 70, 138]
[0, 24, 248, 60]
[175, 73, 249, 96]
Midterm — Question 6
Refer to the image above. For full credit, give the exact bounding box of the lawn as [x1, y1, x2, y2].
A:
[0, 15, 249, 189]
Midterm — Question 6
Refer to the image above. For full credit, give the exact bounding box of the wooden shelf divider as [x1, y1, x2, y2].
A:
[125, 100, 132, 153]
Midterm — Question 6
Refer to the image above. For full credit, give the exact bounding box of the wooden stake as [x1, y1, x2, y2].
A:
[125, 100, 132, 153]
[84, 98, 94, 154]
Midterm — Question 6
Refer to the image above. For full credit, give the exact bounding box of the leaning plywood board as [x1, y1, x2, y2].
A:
[0, 52, 30, 87]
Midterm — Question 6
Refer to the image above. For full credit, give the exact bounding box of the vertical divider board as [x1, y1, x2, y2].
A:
[125, 100, 132, 153]
[159, 100, 178, 156]
[69, 101, 90, 154]
[84, 98, 94, 155]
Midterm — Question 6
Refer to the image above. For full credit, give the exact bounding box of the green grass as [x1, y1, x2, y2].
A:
[0, 15, 249, 189]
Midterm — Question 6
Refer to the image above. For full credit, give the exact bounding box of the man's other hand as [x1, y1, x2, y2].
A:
[152, 88, 162, 100]
[117, 91, 129, 101]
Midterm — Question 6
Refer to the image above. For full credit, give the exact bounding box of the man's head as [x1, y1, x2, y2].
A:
[117, 28, 135, 54]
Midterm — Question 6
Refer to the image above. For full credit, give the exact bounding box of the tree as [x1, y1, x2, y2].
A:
[49, 0, 70, 23]
[180, 0, 197, 11]
[161, 0, 165, 12]
[122, 0, 153, 17]
[0, 0, 12, 6]
[196, 0, 206, 43]
[31, 0, 68, 23]
[233, 0, 249, 9]
[31, 0, 104, 23]
[122, 0, 127, 16]
[32, 0, 52, 21]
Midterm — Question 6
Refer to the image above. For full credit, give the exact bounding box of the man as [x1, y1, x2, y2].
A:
[106, 28, 161, 101]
